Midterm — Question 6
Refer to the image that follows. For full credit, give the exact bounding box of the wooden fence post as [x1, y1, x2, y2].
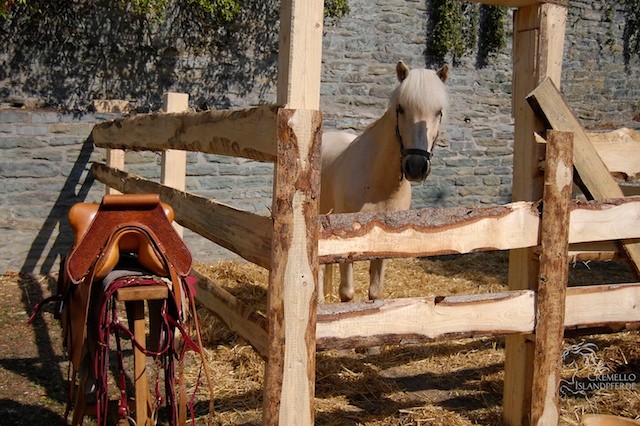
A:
[161, 92, 189, 237]
[105, 148, 124, 195]
[263, 0, 324, 424]
[531, 131, 573, 424]
[504, 3, 567, 425]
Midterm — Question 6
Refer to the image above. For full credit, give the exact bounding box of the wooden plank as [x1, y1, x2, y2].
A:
[320, 203, 540, 261]
[527, 78, 640, 276]
[588, 128, 640, 181]
[568, 242, 620, 262]
[105, 148, 124, 195]
[530, 131, 573, 425]
[276, 0, 324, 109]
[91, 105, 279, 162]
[193, 273, 269, 358]
[263, 108, 322, 425]
[527, 79, 624, 200]
[161, 92, 189, 237]
[317, 291, 536, 350]
[315, 283, 640, 350]
[124, 300, 150, 426]
[91, 163, 273, 269]
[505, 3, 567, 425]
[318, 197, 640, 263]
[564, 284, 640, 328]
[116, 285, 168, 302]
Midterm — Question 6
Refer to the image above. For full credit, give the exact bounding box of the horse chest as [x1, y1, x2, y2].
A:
[346, 178, 411, 213]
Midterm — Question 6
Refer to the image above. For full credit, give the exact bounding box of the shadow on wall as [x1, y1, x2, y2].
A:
[19, 138, 95, 276]
[0, 0, 279, 111]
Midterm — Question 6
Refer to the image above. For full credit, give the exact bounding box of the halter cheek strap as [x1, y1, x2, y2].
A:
[395, 106, 433, 179]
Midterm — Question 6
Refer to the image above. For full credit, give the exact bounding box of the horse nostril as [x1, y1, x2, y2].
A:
[422, 160, 431, 176]
[404, 156, 431, 181]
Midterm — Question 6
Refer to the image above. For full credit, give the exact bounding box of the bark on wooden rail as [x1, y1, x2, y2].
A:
[91, 105, 279, 162]
[318, 196, 640, 263]
[315, 283, 640, 351]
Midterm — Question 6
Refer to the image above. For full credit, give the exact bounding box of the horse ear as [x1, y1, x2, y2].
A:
[437, 64, 449, 84]
[396, 61, 410, 82]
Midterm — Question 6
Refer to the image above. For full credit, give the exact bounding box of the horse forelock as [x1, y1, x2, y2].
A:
[390, 69, 448, 115]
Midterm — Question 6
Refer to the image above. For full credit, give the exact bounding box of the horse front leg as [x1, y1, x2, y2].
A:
[367, 258, 387, 356]
[368, 258, 387, 301]
[338, 262, 355, 302]
[317, 264, 335, 303]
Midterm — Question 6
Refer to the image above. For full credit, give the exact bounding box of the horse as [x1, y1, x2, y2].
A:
[319, 61, 449, 304]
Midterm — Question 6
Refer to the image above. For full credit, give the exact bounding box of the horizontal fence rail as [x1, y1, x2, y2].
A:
[318, 197, 640, 263]
[92, 105, 280, 162]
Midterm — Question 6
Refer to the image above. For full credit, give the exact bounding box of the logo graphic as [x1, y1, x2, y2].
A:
[559, 341, 637, 397]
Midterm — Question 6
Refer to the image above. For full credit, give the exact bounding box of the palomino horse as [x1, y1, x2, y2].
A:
[320, 61, 449, 303]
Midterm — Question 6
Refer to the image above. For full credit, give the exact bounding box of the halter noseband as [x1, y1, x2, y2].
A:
[395, 105, 432, 179]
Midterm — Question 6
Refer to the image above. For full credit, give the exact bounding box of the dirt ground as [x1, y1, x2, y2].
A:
[1, 253, 639, 425]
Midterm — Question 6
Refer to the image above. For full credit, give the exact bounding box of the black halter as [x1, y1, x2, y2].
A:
[395, 105, 432, 179]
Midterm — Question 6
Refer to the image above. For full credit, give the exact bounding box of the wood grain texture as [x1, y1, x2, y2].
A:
[317, 291, 536, 350]
[587, 128, 640, 181]
[161, 92, 189, 237]
[92, 105, 279, 162]
[263, 108, 322, 425]
[531, 131, 573, 425]
[105, 148, 124, 195]
[318, 197, 640, 263]
[276, 0, 323, 109]
[315, 283, 640, 350]
[91, 163, 273, 268]
[527, 77, 640, 276]
[505, 4, 567, 424]
[193, 273, 269, 358]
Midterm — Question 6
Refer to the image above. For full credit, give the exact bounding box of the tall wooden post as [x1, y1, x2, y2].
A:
[530, 131, 573, 425]
[504, 3, 567, 425]
[161, 92, 189, 237]
[105, 149, 124, 195]
[263, 0, 324, 424]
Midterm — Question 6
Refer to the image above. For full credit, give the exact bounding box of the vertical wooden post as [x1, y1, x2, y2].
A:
[125, 300, 150, 426]
[531, 131, 573, 425]
[264, 0, 324, 424]
[105, 148, 125, 195]
[504, 3, 567, 425]
[161, 92, 189, 237]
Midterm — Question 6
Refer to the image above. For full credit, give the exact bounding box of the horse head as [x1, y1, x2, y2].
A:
[391, 61, 448, 182]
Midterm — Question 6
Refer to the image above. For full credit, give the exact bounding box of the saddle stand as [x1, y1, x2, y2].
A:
[33, 194, 212, 425]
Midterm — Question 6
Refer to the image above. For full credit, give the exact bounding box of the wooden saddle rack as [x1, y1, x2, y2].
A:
[31, 194, 212, 425]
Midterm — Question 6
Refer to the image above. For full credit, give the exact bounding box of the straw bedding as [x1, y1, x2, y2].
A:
[188, 252, 639, 425]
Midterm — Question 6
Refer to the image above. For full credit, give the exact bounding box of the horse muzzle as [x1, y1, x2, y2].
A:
[402, 150, 431, 182]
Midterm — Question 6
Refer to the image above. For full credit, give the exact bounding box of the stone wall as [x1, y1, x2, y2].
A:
[1, 0, 639, 274]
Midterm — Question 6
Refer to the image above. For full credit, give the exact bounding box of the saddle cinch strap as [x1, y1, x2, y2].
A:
[63, 194, 192, 370]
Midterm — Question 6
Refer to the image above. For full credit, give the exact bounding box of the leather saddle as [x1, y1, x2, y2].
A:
[61, 193, 192, 371]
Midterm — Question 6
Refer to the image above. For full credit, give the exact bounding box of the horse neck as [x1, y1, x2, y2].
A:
[358, 108, 402, 180]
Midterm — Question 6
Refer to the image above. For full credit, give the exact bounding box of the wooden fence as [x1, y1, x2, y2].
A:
[88, 1, 640, 424]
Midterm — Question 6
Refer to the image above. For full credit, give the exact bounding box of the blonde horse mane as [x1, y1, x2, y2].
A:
[389, 68, 448, 117]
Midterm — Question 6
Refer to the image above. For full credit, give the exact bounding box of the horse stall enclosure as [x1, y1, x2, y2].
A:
[78, 0, 640, 424]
